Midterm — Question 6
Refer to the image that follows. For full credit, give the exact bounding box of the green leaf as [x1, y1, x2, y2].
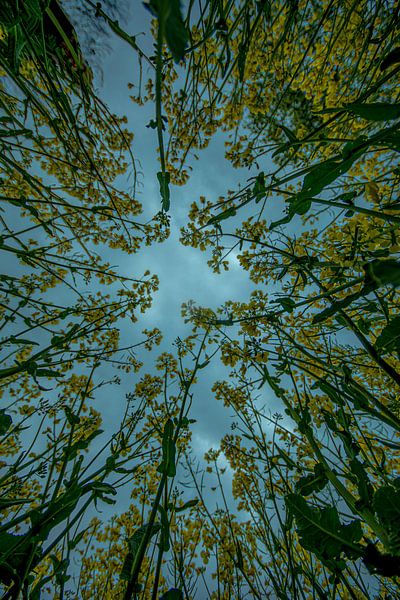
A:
[67, 529, 87, 551]
[207, 206, 237, 225]
[64, 429, 103, 461]
[273, 296, 296, 313]
[89, 482, 117, 496]
[363, 259, 400, 289]
[295, 463, 328, 496]
[174, 498, 199, 513]
[64, 406, 80, 426]
[346, 102, 400, 121]
[301, 154, 362, 198]
[0, 497, 33, 508]
[0, 410, 12, 435]
[380, 130, 400, 153]
[157, 419, 176, 477]
[50, 554, 70, 586]
[375, 317, 400, 357]
[158, 505, 170, 551]
[237, 42, 247, 82]
[312, 295, 356, 324]
[270, 196, 312, 229]
[0, 532, 40, 586]
[285, 494, 363, 567]
[278, 123, 298, 143]
[348, 458, 374, 509]
[160, 590, 184, 600]
[291, 195, 312, 216]
[373, 486, 400, 554]
[34, 368, 61, 378]
[157, 171, 170, 211]
[148, 0, 188, 62]
[30, 484, 84, 542]
[8, 336, 39, 346]
[214, 317, 234, 326]
[120, 523, 161, 581]
[252, 172, 265, 202]
[380, 47, 400, 71]
[313, 261, 400, 324]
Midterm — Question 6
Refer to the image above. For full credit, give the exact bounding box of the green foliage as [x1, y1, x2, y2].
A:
[160, 589, 184, 600]
[374, 486, 400, 555]
[285, 494, 363, 568]
[146, 0, 188, 62]
[375, 316, 400, 357]
[0, 410, 12, 435]
[120, 523, 162, 581]
[295, 464, 328, 497]
[1, 1, 400, 598]
[157, 418, 176, 477]
[157, 170, 171, 212]
[346, 102, 400, 121]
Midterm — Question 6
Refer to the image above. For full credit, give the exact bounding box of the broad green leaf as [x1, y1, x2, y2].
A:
[270, 196, 312, 229]
[291, 196, 312, 216]
[50, 554, 70, 586]
[273, 296, 296, 313]
[285, 494, 363, 566]
[63, 429, 103, 461]
[380, 130, 400, 153]
[373, 486, 400, 554]
[312, 293, 359, 324]
[316, 379, 344, 407]
[346, 102, 400, 121]
[301, 154, 362, 199]
[0, 410, 12, 435]
[363, 542, 400, 577]
[0, 532, 40, 585]
[214, 317, 234, 326]
[295, 463, 328, 497]
[237, 42, 247, 81]
[348, 458, 374, 509]
[380, 47, 400, 71]
[67, 529, 87, 551]
[270, 136, 368, 229]
[120, 523, 161, 581]
[147, 0, 188, 62]
[363, 259, 400, 289]
[157, 171, 170, 211]
[375, 316, 400, 357]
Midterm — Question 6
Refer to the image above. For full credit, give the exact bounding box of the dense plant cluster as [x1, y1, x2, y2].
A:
[0, 1, 399, 599]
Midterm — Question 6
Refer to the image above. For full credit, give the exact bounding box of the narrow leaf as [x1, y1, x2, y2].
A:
[346, 102, 400, 121]
[157, 171, 170, 211]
